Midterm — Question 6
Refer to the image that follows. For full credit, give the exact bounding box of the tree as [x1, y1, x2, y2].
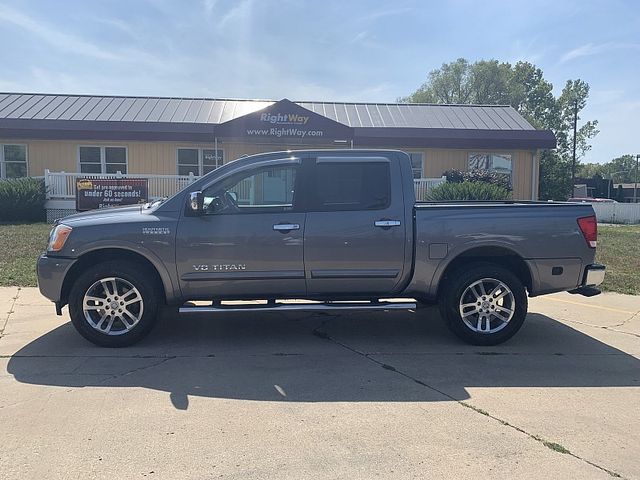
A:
[556, 80, 599, 167]
[576, 162, 606, 178]
[401, 58, 473, 104]
[400, 58, 513, 105]
[577, 154, 638, 186]
[604, 154, 637, 183]
[538, 151, 572, 200]
[509, 61, 557, 130]
[402, 59, 599, 200]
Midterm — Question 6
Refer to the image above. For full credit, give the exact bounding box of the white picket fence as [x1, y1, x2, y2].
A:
[591, 202, 640, 224]
[414, 176, 447, 200]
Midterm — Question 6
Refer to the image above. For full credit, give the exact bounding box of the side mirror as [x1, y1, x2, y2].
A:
[188, 191, 204, 215]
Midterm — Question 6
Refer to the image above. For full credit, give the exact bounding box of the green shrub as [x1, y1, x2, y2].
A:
[443, 168, 511, 191]
[0, 178, 46, 222]
[426, 181, 511, 201]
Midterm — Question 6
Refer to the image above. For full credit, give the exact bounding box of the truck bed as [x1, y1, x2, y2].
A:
[407, 200, 597, 299]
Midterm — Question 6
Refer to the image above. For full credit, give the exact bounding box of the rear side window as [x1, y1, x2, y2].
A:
[311, 161, 391, 211]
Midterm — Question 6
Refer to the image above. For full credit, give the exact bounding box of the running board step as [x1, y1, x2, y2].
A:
[179, 301, 416, 314]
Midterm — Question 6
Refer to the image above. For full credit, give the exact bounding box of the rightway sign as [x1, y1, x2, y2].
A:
[216, 98, 353, 142]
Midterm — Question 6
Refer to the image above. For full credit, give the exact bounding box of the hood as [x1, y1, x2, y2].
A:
[59, 204, 148, 226]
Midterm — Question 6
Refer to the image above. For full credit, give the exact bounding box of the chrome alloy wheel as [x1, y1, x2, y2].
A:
[82, 277, 144, 336]
[458, 278, 515, 334]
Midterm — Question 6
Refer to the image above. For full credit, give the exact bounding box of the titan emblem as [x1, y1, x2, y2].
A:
[193, 264, 247, 271]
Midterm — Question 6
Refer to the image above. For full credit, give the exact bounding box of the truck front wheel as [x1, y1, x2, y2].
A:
[439, 262, 528, 346]
[68, 261, 160, 347]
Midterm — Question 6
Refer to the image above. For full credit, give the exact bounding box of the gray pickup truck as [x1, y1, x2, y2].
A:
[37, 149, 605, 347]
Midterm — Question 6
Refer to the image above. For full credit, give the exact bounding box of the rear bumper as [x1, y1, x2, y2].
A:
[37, 254, 76, 304]
[568, 263, 605, 297]
[582, 263, 606, 287]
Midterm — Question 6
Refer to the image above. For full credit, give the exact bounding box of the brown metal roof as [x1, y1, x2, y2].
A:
[0, 92, 536, 130]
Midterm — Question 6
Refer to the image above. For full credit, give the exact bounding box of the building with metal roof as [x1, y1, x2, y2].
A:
[0, 92, 556, 215]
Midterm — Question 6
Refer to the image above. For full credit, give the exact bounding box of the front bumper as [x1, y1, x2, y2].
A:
[37, 254, 76, 305]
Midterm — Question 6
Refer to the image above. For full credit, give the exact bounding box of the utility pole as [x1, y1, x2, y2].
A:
[635, 154, 639, 203]
[571, 98, 578, 197]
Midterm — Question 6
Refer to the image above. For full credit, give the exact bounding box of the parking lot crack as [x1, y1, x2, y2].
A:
[97, 356, 176, 385]
[565, 317, 640, 339]
[313, 324, 626, 479]
[0, 287, 20, 339]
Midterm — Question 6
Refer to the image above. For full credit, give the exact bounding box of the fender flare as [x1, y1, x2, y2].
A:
[70, 240, 180, 303]
[428, 241, 534, 297]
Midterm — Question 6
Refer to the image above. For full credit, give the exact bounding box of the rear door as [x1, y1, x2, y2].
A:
[303, 154, 407, 296]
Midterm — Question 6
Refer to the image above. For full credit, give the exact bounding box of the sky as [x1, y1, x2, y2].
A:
[0, 0, 638, 164]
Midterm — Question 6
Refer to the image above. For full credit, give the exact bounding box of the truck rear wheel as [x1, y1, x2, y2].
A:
[439, 262, 528, 346]
[68, 261, 160, 347]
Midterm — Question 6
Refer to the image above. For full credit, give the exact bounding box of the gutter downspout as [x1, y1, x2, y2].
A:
[531, 149, 539, 200]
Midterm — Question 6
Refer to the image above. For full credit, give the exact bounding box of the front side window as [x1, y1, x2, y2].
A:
[79, 146, 127, 174]
[177, 148, 224, 176]
[2, 144, 28, 178]
[469, 153, 512, 182]
[311, 161, 390, 211]
[202, 164, 297, 214]
[409, 152, 424, 179]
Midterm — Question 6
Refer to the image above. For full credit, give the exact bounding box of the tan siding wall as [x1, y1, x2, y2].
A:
[401, 147, 535, 200]
[2, 138, 537, 199]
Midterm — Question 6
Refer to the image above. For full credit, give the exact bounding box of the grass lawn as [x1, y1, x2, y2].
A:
[0, 222, 638, 295]
[596, 224, 640, 295]
[0, 222, 50, 287]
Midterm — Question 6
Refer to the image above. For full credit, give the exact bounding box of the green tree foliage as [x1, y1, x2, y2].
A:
[402, 59, 599, 200]
[555, 80, 599, 161]
[426, 181, 511, 201]
[578, 154, 638, 184]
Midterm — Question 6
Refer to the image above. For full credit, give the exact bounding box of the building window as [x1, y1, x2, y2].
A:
[177, 148, 224, 176]
[1, 144, 28, 178]
[79, 146, 127, 174]
[469, 153, 512, 182]
[408, 152, 424, 179]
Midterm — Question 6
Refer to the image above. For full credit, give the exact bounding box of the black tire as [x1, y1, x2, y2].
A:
[68, 260, 161, 347]
[438, 262, 528, 346]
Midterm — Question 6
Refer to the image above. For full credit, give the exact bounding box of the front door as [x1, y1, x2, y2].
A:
[303, 155, 408, 296]
[176, 160, 305, 299]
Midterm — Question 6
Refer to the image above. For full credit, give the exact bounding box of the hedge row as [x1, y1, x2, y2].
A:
[0, 178, 46, 222]
[426, 181, 511, 201]
[443, 168, 512, 191]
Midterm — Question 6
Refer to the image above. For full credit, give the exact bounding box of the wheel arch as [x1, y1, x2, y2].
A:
[436, 245, 533, 297]
[60, 247, 176, 308]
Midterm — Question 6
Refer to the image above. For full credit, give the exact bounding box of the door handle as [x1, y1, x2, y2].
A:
[374, 220, 401, 228]
[273, 223, 300, 231]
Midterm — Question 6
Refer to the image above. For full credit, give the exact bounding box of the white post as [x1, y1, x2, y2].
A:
[44, 169, 50, 198]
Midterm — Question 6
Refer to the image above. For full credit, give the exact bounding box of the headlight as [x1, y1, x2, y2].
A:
[48, 224, 73, 252]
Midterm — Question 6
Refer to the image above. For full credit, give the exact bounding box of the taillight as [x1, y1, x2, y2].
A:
[577, 215, 597, 248]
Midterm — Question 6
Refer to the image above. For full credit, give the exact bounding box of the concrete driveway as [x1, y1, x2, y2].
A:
[1, 287, 639, 479]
